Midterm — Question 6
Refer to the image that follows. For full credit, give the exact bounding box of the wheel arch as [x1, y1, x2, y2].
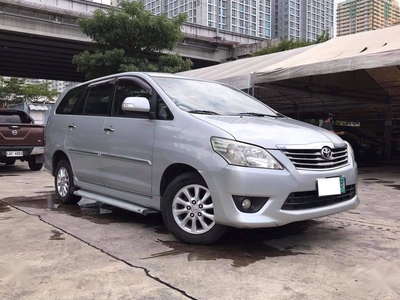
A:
[159, 163, 201, 197]
[52, 150, 69, 176]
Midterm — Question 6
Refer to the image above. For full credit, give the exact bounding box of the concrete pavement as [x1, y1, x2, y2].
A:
[0, 161, 399, 300]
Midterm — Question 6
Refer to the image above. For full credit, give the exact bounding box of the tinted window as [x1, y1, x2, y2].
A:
[56, 85, 86, 115]
[0, 111, 32, 123]
[113, 79, 151, 117]
[0, 114, 22, 123]
[79, 83, 113, 116]
[156, 96, 173, 120]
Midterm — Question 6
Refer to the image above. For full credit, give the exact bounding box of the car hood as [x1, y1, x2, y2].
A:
[192, 115, 345, 148]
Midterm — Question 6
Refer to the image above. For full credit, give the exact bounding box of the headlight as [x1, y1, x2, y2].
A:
[211, 137, 283, 169]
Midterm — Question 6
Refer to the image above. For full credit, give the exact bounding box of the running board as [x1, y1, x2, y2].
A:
[73, 190, 159, 216]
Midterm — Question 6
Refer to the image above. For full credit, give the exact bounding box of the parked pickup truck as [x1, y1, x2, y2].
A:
[0, 108, 45, 171]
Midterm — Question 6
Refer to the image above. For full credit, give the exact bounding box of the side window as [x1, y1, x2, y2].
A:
[56, 85, 86, 115]
[157, 96, 173, 120]
[77, 83, 113, 116]
[113, 79, 152, 117]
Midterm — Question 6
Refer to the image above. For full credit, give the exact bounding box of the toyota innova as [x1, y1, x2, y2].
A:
[45, 72, 359, 244]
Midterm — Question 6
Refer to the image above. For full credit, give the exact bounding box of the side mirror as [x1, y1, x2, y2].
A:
[121, 97, 150, 113]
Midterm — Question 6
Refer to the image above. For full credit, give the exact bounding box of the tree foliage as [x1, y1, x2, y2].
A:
[0, 77, 58, 108]
[73, 0, 193, 79]
[252, 30, 330, 57]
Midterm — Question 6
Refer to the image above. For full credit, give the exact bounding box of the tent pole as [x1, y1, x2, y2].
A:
[248, 74, 255, 96]
[384, 100, 392, 160]
[295, 104, 299, 120]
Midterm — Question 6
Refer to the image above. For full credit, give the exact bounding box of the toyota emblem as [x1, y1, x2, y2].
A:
[321, 146, 332, 160]
[12, 130, 18, 136]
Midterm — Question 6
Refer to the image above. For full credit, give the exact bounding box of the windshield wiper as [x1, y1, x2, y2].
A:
[237, 112, 277, 117]
[188, 110, 220, 115]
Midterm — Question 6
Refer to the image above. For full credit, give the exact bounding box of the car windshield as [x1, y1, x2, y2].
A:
[151, 76, 279, 116]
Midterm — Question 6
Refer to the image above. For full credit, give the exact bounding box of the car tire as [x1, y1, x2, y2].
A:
[28, 157, 43, 171]
[161, 172, 227, 245]
[55, 160, 81, 204]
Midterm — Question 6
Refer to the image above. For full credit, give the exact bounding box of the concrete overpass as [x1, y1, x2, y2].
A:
[0, 0, 271, 82]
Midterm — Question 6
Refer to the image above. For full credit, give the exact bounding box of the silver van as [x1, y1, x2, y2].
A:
[45, 72, 359, 244]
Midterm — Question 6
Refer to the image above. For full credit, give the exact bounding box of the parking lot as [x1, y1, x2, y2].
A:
[1, 162, 399, 300]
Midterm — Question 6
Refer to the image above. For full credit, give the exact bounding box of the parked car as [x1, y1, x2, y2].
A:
[0, 108, 44, 170]
[335, 125, 383, 162]
[45, 72, 360, 244]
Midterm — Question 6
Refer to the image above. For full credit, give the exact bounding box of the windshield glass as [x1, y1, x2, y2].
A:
[151, 77, 278, 116]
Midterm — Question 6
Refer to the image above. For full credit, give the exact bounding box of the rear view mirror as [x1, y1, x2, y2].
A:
[121, 97, 150, 113]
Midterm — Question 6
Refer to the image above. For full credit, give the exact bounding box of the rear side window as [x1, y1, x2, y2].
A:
[56, 85, 86, 115]
[75, 83, 114, 116]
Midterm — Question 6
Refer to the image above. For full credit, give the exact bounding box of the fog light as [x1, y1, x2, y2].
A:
[232, 196, 269, 213]
[242, 199, 252, 210]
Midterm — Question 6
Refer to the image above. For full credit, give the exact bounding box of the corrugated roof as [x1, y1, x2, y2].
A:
[28, 104, 49, 111]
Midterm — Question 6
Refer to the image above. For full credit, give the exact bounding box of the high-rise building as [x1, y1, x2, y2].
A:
[336, 0, 400, 37]
[155, 0, 272, 38]
[114, 0, 334, 41]
[114, 0, 272, 39]
[272, 0, 334, 41]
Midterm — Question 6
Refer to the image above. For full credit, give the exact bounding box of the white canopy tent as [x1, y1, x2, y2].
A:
[180, 26, 400, 158]
[179, 45, 315, 90]
[180, 25, 400, 116]
[252, 24, 400, 85]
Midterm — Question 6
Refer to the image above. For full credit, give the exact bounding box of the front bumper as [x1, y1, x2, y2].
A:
[200, 153, 359, 228]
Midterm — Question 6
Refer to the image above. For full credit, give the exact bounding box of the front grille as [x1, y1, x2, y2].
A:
[281, 146, 348, 170]
[281, 184, 356, 210]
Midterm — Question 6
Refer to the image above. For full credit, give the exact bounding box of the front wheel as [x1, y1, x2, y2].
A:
[161, 172, 227, 245]
[55, 160, 81, 204]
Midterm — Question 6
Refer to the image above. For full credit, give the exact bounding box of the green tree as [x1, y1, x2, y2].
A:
[252, 30, 330, 57]
[0, 77, 58, 108]
[73, 0, 193, 79]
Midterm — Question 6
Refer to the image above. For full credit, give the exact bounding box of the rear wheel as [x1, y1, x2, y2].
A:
[28, 157, 43, 171]
[55, 160, 81, 204]
[161, 172, 227, 245]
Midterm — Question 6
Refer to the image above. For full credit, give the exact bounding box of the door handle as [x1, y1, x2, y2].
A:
[104, 127, 115, 133]
[68, 124, 76, 129]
